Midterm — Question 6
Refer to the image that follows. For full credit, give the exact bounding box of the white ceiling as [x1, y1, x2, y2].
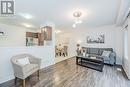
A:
[0, 0, 128, 31]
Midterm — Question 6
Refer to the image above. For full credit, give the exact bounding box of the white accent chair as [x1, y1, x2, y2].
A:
[10, 54, 41, 87]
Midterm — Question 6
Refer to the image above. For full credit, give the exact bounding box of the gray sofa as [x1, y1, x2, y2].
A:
[82, 47, 116, 65]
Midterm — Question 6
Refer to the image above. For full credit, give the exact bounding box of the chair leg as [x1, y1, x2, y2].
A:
[28, 76, 30, 81]
[23, 79, 25, 87]
[15, 77, 17, 85]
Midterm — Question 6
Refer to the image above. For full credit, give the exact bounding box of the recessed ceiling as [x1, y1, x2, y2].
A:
[0, 0, 125, 31]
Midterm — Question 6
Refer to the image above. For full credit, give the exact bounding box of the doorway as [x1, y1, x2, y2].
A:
[55, 33, 70, 63]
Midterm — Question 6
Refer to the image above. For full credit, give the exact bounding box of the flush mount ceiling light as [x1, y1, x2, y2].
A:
[19, 13, 33, 19]
[72, 10, 82, 28]
[21, 23, 33, 28]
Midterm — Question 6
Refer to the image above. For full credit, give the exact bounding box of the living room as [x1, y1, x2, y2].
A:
[0, 0, 130, 87]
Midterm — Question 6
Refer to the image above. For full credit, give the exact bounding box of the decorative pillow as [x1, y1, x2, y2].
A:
[86, 53, 89, 57]
[101, 51, 111, 57]
[17, 57, 30, 66]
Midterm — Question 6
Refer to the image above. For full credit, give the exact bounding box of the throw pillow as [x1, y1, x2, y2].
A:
[17, 57, 30, 66]
[86, 53, 89, 57]
[101, 51, 111, 57]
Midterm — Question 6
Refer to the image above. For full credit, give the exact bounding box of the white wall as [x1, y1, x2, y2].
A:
[122, 17, 130, 79]
[127, 17, 130, 79]
[56, 25, 123, 64]
[0, 24, 38, 47]
[0, 24, 55, 84]
[0, 24, 26, 46]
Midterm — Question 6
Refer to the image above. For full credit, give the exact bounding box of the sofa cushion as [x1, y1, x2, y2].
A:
[89, 54, 99, 57]
[89, 48, 99, 55]
[101, 56, 109, 61]
[98, 50, 103, 55]
[101, 51, 111, 57]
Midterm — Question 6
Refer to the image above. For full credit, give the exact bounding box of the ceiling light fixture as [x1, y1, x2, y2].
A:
[72, 10, 82, 28]
[22, 23, 33, 28]
[19, 13, 33, 19]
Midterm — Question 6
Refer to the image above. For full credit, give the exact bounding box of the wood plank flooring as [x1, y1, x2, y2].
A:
[1, 57, 130, 87]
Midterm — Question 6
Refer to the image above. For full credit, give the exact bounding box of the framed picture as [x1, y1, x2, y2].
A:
[87, 34, 105, 44]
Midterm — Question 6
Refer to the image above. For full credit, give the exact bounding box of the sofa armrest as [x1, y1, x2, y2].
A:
[109, 51, 116, 64]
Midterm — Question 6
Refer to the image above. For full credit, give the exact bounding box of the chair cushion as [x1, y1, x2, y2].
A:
[24, 64, 38, 73]
[17, 57, 30, 66]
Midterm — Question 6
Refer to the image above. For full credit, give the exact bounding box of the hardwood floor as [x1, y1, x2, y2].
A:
[1, 57, 130, 87]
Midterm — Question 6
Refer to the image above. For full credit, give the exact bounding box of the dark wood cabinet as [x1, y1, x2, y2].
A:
[26, 32, 38, 38]
[26, 32, 43, 46]
[41, 26, 52, 41]
[26, 26, 52, 46]
[38, 33, 44, 46]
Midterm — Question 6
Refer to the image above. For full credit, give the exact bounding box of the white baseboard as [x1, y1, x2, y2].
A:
[0, 74, 14, 84]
